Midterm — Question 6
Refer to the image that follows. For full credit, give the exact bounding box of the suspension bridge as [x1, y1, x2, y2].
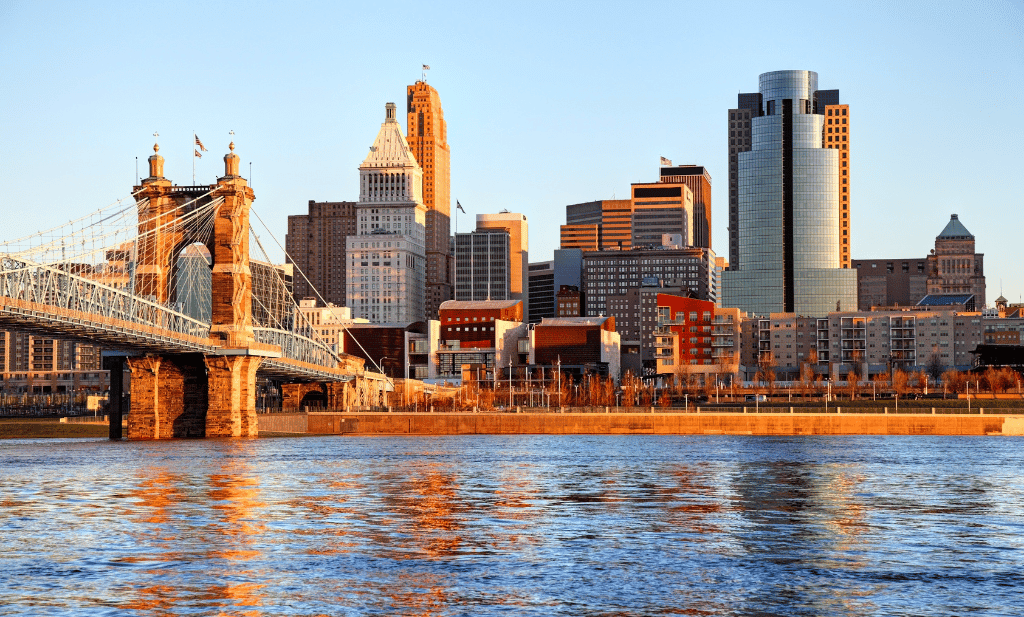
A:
[0, 142, 384, 439]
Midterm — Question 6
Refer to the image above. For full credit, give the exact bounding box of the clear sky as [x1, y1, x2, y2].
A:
[1, 0, 1021, 304]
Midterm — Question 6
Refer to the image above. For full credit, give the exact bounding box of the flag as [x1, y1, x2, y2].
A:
[195, 135, 207, 151]
[456, 200, 465, 213]
[423, 64, 431, 70]
[660, 156, 672, 167]
[194, 149, 202, 158]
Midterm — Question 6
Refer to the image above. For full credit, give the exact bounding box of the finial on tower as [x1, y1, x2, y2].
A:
[147, 132, 165, 179]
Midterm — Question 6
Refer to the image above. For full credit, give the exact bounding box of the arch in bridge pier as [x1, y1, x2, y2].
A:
[126, 354, 209, 440]
[126, 143, 265, 439]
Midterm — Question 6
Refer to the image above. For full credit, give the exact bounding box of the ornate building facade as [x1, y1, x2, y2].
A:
[346, 103, 427, 323]
[406, 81, 452, 320]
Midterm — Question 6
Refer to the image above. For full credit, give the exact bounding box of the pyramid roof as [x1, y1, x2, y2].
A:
[361, 103, 418, 170]
[937, 214, 974, 240]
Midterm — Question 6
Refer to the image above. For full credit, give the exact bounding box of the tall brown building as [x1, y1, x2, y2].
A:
[285, 200, 357, 306]
[657, 165, 712, 249]
[561, 199, 633, 251]
[406, 80, 452, 320]
[823, 102, 851, 267]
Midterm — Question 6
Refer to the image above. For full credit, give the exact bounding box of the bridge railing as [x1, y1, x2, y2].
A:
[0, 258, 212, 342]
[253, 327, 338, 369]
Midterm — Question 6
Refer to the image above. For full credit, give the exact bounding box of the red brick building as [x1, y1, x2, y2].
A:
[653, 294, 715, 371]
[435, 300, 525, 381]
[532, 316, 620, 380]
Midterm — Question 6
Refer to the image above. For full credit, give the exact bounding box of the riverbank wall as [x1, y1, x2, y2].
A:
[258, 411, 1024, 436]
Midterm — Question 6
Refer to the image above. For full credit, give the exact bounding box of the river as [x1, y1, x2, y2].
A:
[1, 435, 1022, 616]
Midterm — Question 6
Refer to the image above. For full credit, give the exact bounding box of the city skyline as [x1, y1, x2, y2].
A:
[0, 1, 1021, 304]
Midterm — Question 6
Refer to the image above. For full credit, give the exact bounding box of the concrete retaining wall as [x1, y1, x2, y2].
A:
[276, 412, 1021, 436]
[257, 413, 308, 433]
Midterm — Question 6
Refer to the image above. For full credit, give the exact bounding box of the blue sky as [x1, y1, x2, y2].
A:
[1, 0, 1021, 304]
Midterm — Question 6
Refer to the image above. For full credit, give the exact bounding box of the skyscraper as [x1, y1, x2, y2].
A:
[656, 165, 712, 249]
[285, 200, 357, 306]
[729, 79, 851, 270]
[721, 70, 857, 316]
[346, 103, 427, 323]
[406, 80, 452, 320]
[475, 211, 529, 317]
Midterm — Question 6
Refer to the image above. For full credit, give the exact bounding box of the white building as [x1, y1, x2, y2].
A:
[347, 102, 427, 323]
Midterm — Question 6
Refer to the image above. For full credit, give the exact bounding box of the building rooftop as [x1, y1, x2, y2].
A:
[439, 299, 521, 311]
[936, 214, 974, 240]
[538, 316, 613, 327]
[917, 294, 976, 311]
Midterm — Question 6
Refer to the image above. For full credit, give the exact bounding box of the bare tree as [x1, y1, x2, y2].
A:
[941, 369, 967, 395]
[892, 369, 910, 399]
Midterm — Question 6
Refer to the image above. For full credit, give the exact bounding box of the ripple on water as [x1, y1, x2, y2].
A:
[1, 435, 1023, 616]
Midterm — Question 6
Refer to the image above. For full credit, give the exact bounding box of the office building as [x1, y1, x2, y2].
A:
[454, 228, 511, 302]
[721, 70, 857, 316]
[556, 285, 582, 317]
[474, 211, 529, 316]
[629, 182, 694, 248]
[852, 257, 929, 310]
[651, 165, 713, 248]
[406, 80, 453, 320]
[852, 214, 986, 310]
[728, 80, 851, 269]
[562, 199, 633, 251]
[346, 103, 427, 324]
[527, 261, 555, 324]
[286, 200, 357, 306]
[582, 245, 716, 317]
[926, 214, 986, 307]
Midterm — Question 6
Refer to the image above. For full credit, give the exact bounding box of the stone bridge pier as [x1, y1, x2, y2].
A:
[125, 142, 268, 439]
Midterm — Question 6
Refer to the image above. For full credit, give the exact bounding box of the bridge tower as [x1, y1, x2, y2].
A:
[125, 141, 265, 439]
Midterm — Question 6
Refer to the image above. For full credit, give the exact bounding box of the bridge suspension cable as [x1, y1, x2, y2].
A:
[248, 206, 386, 375]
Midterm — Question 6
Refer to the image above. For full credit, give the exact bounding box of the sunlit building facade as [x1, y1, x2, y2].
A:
[722, 70, 857, 316]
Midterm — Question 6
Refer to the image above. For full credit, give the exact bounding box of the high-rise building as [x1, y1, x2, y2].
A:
[818, 91, 852, 267]
[729, 80, 851, 270]
[582, 245, 716, 317]
[727, 93, 762, 270]
[656, 165, 713, 249]
[629, 181, 694, 248]
[527, 260, 555, 324]
[346, 102, 427, 324]
[454, 228, 511, 302]
[285, 200, 357, 306]
[562, 199, 633, 251]
[926, 214, 986, 307]
[475, 211, 528, 317]
[721, 70, 857, 316]
[406, 80, 452, 320]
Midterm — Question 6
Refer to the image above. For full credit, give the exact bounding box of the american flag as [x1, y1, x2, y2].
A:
[194, 149, 202, 158]
[456, 201, 465, 213]
[195, 135, 207, 151]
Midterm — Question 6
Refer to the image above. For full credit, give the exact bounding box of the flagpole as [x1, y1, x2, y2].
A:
[192, 131, 196, 185]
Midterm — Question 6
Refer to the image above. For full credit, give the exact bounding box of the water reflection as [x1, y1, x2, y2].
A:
[0, 436, 1023, 616]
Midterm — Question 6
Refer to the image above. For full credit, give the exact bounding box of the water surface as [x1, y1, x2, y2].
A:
[1, 435, 1022, 616]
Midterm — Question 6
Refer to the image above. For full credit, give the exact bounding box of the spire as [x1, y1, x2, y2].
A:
[361, 102, 418, 169]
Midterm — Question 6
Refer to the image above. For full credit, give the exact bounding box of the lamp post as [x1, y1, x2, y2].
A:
[557, 356, 561, 409]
